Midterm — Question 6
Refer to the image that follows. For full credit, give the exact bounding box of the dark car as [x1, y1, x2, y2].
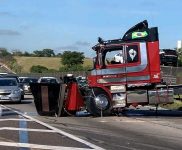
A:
[160, 49, 178, 67]
[19, 77, 38, 94]
[0, 73, 25, 99]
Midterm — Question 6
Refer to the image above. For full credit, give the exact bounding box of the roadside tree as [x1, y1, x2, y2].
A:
[61, 51, 85, 67]
[177, 48, 182, 66]
[33, 50, 44, 57]
[42, 49, 55, 57]
[12, 50, 23, 56]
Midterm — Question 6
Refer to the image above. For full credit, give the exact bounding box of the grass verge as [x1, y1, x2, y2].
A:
[14, 56, 92, 73]
[160, 100, 182, 111]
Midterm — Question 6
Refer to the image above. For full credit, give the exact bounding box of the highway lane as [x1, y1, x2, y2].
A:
[0, 95, 103, 150]
[1, 95, 182, 150]
[39, 113, 182, 150]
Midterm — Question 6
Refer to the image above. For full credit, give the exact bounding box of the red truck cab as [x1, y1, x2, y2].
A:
[86, 20, 173, 116]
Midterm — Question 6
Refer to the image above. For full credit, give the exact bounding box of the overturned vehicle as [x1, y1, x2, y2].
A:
[30, 20, 174, 117]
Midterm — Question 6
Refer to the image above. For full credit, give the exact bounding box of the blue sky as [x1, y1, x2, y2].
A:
[0, 0, 181, 57]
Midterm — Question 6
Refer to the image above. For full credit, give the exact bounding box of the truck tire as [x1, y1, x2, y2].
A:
[86, 88, 112, 116]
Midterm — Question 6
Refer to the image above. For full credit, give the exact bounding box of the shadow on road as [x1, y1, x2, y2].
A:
[0, 100, 32, 105]
[120, 109, 182, 117]
[0, 107, 18, 116]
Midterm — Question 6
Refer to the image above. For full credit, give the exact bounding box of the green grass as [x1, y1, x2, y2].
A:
[14, 56, 92, 73]
[160, 100, 182, 111]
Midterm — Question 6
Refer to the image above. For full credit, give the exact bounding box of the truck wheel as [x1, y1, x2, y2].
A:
[86, 89, 112, 116]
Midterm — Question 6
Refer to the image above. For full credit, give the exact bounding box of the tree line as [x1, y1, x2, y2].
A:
[0, 48, 92, 73]
[11, 48, 61, 57]
[0, 48, 22, 73]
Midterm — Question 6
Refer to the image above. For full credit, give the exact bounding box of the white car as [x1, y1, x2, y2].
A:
[38, 77, 59, 84]
[0, 78, 22, 103]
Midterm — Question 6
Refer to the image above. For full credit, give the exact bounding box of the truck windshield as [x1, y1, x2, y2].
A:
[104, 44, 139, 65]
[105, 48, 125, 65]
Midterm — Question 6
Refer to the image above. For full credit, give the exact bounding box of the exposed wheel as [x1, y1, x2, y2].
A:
[86, 88, 112, 117]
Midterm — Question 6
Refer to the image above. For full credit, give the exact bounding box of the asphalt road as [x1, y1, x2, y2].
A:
[1, 95, 182, 150]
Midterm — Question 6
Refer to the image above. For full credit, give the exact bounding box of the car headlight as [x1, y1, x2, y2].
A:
[23, 84, 29, 88]
[13, 89, 21, 94]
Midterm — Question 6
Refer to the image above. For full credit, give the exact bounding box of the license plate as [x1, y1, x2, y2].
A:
[1, 96, 9, 100]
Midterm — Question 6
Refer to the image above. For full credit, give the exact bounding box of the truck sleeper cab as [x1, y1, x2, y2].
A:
[86, 20, 173, 116]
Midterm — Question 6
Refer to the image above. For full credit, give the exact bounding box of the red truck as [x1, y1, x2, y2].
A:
[31, 20, 174, 117]
[85, 20, 173, 116]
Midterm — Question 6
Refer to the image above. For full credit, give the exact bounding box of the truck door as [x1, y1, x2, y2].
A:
[125, 42, 149, 84]
[125, 42, 149, 105]
[102, 45, 127, 84]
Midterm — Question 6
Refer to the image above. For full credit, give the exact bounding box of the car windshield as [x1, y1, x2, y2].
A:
[41, 78, 57, 83]
[2, 75, 20, 83]
[23, 78, 38, 83]
[0, 79, 17, 86]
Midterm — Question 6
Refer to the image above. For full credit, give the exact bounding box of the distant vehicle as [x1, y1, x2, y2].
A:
[160, 49, 178, 67]
[0, 78, 22, 103]
[0, 74, 25, 99]
[38, 77, 59, 84]
[19, 77, 38, 94]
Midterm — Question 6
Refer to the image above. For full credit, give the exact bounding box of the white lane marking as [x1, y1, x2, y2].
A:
[0, 127, 56, 133]
[19, 115, 29, 145]
[0, 119, 32, 121]
[0, 142, 92, 150]
[99, 118, 145, 123]
[1, 105, 105, 150]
